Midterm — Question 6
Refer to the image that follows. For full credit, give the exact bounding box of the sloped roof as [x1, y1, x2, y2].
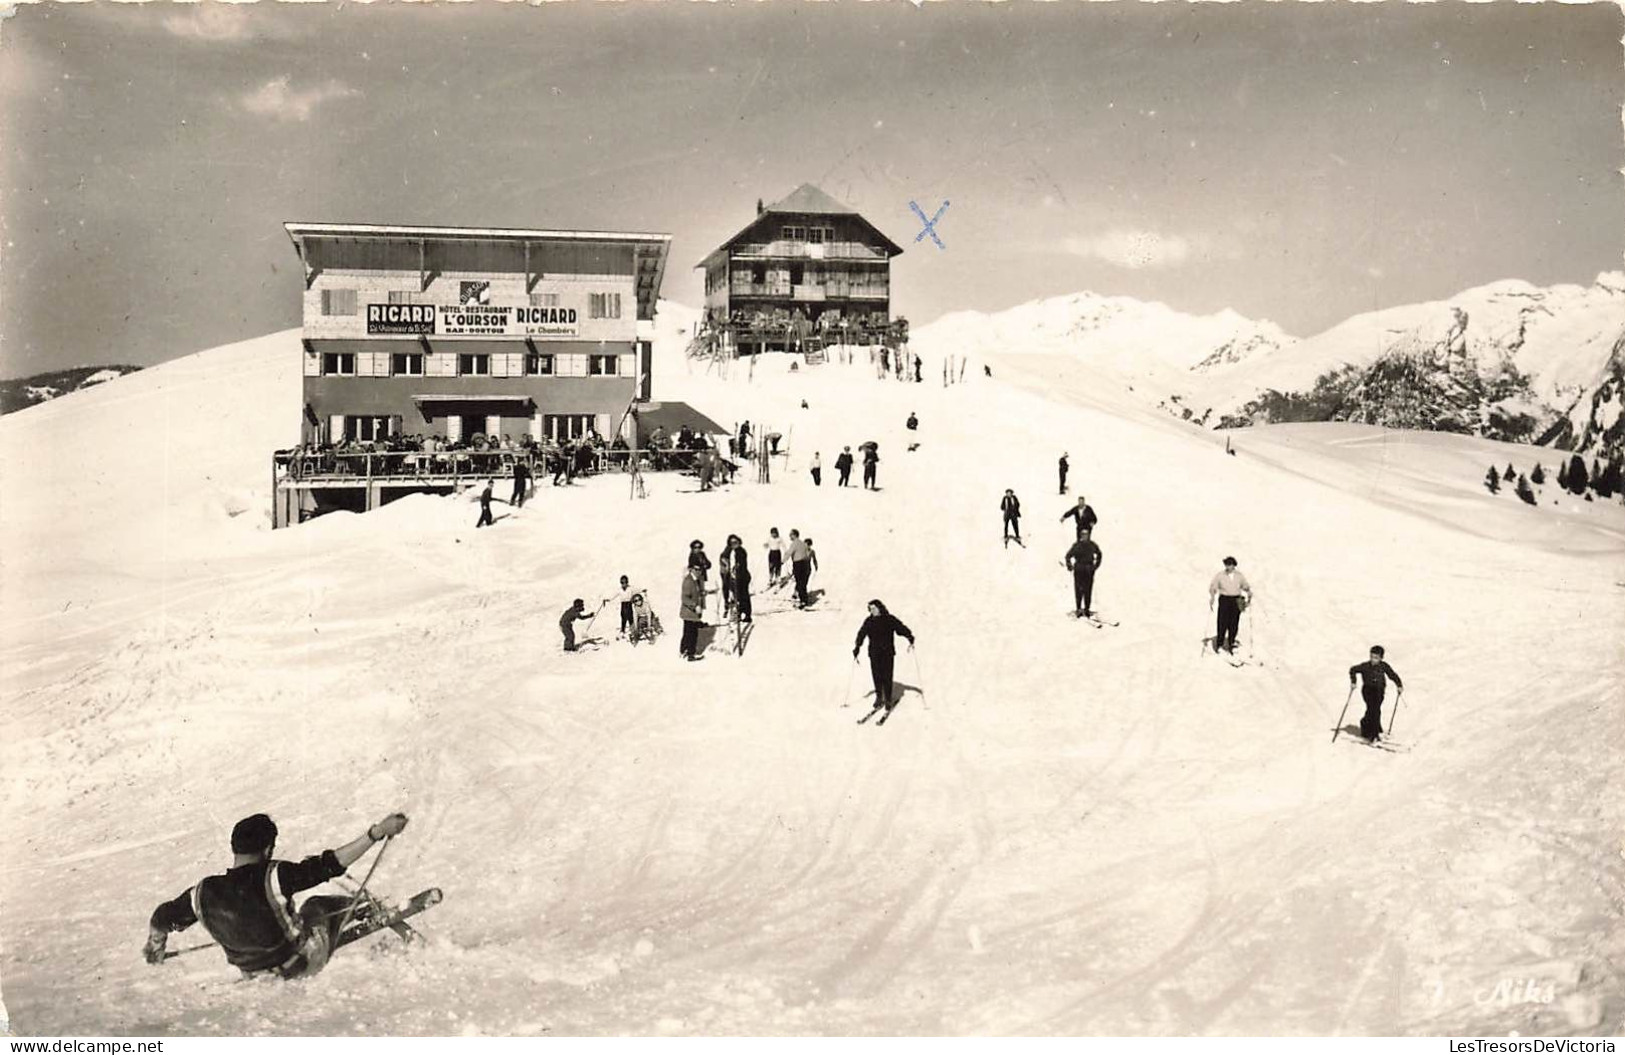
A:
[762, 183, 860, 217]
[698, 184, 903, 268]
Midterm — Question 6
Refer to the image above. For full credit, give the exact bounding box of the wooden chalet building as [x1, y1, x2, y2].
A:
[697, 185, 904, 355]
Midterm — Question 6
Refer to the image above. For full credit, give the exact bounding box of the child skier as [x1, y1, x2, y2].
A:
[765, 528, 786, 588]
[613, 575, 638, 639]
[559, 599, 595, 652]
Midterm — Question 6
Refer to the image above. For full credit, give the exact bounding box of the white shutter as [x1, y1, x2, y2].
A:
[328, 415, 345, 444]
[595, 413, 611, 440]
[531, 412, 543, 441]
[303, 347, 321, 377]
[446, 414, 462, 443]
[485, 415, 501, 439]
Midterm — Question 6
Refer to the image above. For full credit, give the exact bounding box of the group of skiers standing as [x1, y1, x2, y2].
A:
[674, 528, 820, 660]
[816, 444, 879, 489]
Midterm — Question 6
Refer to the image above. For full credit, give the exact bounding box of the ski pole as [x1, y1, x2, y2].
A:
[910, 647, 928, 710]
[1387, 690, 1403, 738]
[842, 652, 857, 707]
[582, 597, 609, 638]
[1332, 685, 1355, 743]
[161, 940, 218, 961]
[335, 834, 391, 935]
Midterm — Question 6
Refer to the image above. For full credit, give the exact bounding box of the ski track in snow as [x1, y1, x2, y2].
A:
[1, 321, 1622, 1035]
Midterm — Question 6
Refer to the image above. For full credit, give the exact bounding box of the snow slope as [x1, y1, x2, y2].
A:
[2, 308, 1622, 1036]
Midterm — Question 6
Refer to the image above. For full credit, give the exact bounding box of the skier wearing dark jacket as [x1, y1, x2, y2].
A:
[1000, 489, 1023, 546]
[1059, 496, 1097, 539]
[1349, 646, 1404, 742]
[835, 448, 855, 487]
[1058, 452, 1070, 494]
[853, 599, 915, 709]
[143, 811, 408, 978]
[1064, 529, 1103, 617]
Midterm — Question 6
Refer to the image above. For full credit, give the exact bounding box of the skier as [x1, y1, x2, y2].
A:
[835, 446, 855, 487]
[559, 598, 594, 651]
[862, 444, 879, 490]
[1208, 556, 1253, 655]
[1349, 646, 1405, 742]
[913, 353, 923, 383]
[613, 575, 638, 639]
[142, 811, 409, 978]
[810, 452, 823, 487]
[1000, 489, 1023, 547]
[1058, 452, 1070, 495]
[511, 458, 531, 509]
[475, 479, 495, 529]
[853, 599, 916, 710]
[906, 412, 919, 431]
[678, 563, 706, 661]
[1064, 527, 1104, 618]
[765, 527, 786, 588]
[719, 535, 746, 616]
[1059, 495, 1097, 539]
[788, 528, 815, 608]
[724, 534, 753, 623]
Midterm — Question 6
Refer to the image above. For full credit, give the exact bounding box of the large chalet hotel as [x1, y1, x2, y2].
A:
[698, 184, 903, 354]
[274, 221, 670, 527]
[286, 222, 670, 448]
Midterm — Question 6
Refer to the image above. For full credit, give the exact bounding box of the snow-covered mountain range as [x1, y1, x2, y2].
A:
[914, 273, 1625, 460]
[0, 364, 144, 415]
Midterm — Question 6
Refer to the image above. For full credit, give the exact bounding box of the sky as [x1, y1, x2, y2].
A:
[1, 1, 1620, 376]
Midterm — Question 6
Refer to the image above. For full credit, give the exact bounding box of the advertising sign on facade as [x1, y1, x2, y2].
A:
[439, 304, 579, 338]
[366, 304, 436, 335]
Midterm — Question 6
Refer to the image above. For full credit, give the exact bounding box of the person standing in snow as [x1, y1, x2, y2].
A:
[142, 811, 408, 978]
[559, 598, 596, 652]
[1349, 646, 1404, 742]
[678, 564, 706, 661]
[614, 575, 638, 639]
[1059, 495, 1097, 539]
[511, 457, 531, 509]
[853, 599, 916, 710]
[1064, 527, 1103, 618]
[1208, 556, 1253, 655]
[724, 534, 753, 623]
[687, 539, 712, 586]
[788, 529, 815, 608]
[906, 412, 919, 431]
[862, 445, 879, 490]
[1000, 489, 1023, 547]
[1058, 452, 1070, 495]
[476, 479, 495, 529]
[835, 447, 855, 487]
[765, 528, 786, 588]
[810, 452, 823, 487]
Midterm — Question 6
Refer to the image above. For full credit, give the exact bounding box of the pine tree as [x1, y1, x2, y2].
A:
[1485, 466, 1501, 493]
[1596, 458, 1622, 500]
[1503, 463, 1516, 482]
[1558, 460, 1570, 490]
[1530, 463, 1546, 485]
[1568, 454, 1589, 495]
[1515, 473, 1536, 505]
[1592, 459, 1606, 494]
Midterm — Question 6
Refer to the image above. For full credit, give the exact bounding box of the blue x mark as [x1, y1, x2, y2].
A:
[910, 199, 950, 250]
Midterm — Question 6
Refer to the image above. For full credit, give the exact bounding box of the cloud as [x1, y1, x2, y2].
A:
[239, 77, 358, 122]
[163, 5, 264, 43]
[1062, 229, 1195, 271]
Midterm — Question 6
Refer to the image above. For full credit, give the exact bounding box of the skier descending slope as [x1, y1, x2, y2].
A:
[1058, 452, 1070, 495]
[1208, 556, 1253, 655]
[1059, 495, 1098, 539]
[143, 811, 410, 979]
[1000, 489, 1024, 547]
[1064, 527, 1104, 618]
[1349, 645, 1405, 743]
[853, 599, 916, 719]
